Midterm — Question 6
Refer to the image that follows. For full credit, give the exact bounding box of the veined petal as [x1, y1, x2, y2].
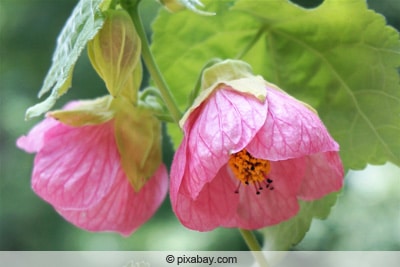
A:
[17, 117, 59, 153]
[184, 87, 267, 198]
[173, 158, 304, 230]
[297, 151, 344, 200]
[171, 164, 239, 231]
[170, 128, 189, 204]
[56, 164, 168, 236]
[31, 119, 120, 210]
[232, 159, 304, 229]
[247, 87, 339, 161]
[17, 100, 92, 153]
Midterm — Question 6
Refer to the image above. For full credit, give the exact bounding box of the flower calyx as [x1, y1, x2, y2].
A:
[180, 59, 279, 127]
[48, 95, 115, 126]
[111, 97, 163, 192]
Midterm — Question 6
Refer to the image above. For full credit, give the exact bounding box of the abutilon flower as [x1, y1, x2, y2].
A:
[170, 60, 344, 231]
[17, 96, 168, 236]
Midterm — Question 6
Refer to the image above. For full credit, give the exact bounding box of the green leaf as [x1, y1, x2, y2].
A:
[233, 0, 400, 170]
[260, 192, 339, 250]
[151, 0, 400, 169]
[25, 0, 106, 119]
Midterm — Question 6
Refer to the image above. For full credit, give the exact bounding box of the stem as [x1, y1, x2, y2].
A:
[239, 229, 269, 267]
[122, 0, 182, 124]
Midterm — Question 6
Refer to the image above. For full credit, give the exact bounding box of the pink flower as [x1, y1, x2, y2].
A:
[170, 73, 343, 231]
[17, 100, 168, 236]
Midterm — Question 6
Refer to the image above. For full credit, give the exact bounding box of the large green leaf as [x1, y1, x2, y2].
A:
[261, 192, 339, 250]
[152, 0, 400, 170]
[25, 0, 106, 119]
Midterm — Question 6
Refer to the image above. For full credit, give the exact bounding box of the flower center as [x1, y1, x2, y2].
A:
[228, 149, 274, 195]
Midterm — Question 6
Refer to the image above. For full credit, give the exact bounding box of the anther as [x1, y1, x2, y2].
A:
[234, 182, 241, 194]
[256, 181, 263, 190]
[253, 183, 260, 195]
[228, 149, 273, 195]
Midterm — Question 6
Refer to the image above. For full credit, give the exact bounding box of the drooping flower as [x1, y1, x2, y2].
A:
[17, 96, 168, 236]
[170, 60, 344, 231]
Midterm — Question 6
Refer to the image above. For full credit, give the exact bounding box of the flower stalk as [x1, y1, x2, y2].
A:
[239, 229, 269, 267]
[122, 0, 182, 124]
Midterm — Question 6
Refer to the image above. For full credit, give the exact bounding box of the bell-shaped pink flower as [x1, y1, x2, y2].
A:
[17, 98, 168, 236]
[170, 60, 344, 231]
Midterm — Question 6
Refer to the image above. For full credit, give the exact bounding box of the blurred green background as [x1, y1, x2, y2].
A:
[0, 0, 399, 250]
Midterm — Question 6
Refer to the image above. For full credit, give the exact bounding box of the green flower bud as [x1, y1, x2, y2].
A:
[88, 9, 141, 98]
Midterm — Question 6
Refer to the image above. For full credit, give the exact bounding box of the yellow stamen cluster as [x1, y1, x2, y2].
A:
[228, 149, 271, 185]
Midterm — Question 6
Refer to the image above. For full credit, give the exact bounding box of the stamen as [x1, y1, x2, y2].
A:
[228, 149, 274, 195]
[253, 183, 260, 195]
[234, 182, 241, 194]
[256, 181, 263, 190]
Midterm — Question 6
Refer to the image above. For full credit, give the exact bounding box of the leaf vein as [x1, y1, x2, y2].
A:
[272, 29, 398, 162]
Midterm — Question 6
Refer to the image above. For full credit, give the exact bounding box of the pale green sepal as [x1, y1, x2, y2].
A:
[25, 0, 106, 120]
[179, 59, 269, 128]
[112, 97, 162, 192]
[200, 59, 254, 89]
[87, 9, 141, 98]
[48, 95, 115, 127]
[201, 59, 269, 101]
[225, 76, 269, 102]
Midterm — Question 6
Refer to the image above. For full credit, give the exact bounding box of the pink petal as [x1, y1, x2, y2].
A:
[247, 87, 339, 161]
[17, 117, 59, 153]
[56, 164, 168, 236]
[297, 151, 344, 200]
[172, 159, 304, 231]
[183, 87, 268, 199]
[169, 131, 188, 204]
[232, 159, 304, 229]
[171, 164, 239, 231]
[16, 101, 80, 153]
[31, 120, 120, 210]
